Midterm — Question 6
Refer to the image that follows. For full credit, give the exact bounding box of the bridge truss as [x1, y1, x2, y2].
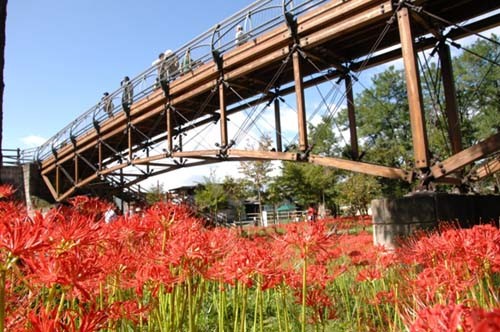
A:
[35, 0, 500, 202]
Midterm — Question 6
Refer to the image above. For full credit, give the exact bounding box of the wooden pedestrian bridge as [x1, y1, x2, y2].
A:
[31, 0, 499, 202]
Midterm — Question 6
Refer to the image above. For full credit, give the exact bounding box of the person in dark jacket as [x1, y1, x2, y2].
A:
[121, 76, 134, 109]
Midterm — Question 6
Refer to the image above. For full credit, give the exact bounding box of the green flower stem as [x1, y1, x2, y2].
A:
[187, 276, 195, 332]
[55, 291, 66, 323]
[275, 291, 282, 332]
[240, 285, 247, 332]
[233, 281, 239, 332]
[281, 286, 289, 332]
[301, 245, 308, 332]
[0, 269, 6, 332]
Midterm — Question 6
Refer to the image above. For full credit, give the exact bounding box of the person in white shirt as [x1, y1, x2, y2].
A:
[104, 206, 117, 223]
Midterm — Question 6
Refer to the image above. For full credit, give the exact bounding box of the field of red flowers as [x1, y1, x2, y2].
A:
[0, 185, 498, 331]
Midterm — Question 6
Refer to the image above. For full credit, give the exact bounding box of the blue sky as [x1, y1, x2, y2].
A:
[4, 0, 253, 149]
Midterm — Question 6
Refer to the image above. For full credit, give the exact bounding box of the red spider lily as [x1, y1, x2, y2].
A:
[371, 290, 396, 306]
[0, 185, 15, 199]
[134, 261, 179, 294]
[356, 267, 382, 282]
[206, 237, 257, 287]
[24, 247, 103, 301]
[45, 213, 103, 252]
[472, 308, 500, 332]
[27, 308, 65, 332]
[302, 287, 335, 324]
[65, 304, 108, 332]
[0, 210, 49, 261]
[279, 220, 333, 259]
[401, 225, 500, 276]
[67, 195, 109, 220]
[107, 300, 149, 325]
[410, 304, 475, 332]
[413, 265, 474, 303]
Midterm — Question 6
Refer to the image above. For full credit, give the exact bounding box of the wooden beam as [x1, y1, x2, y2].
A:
[469, 157, 500, 182]
[42, 174, 58, 202]
[172, 150, 221, 159]
[74, 154, 79, 184]
[228, 149, 297, 161]
[167, 106, 173, 154]
[345, 75, 359, 160]
[299, 1, 392, 49]
[219, 80, 228, 148]
[98, 141, 103, 171]
[309, 154, 411, 181]
[274, 98, 283, 152]
[127, 124, 133, 161]
[397, 6, 429, 169]
[56, 166, 60, 197]
[431, 132, 500, 179]
[293, 51, 308, 152]
[439, 42, 463, 154]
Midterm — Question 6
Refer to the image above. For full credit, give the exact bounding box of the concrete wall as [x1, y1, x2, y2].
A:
[0, 165, 26, 201]
[1, 163, 54, 208]
[372, 193, 500, 249]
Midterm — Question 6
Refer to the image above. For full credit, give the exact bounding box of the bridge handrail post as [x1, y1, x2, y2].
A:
[283, 0, 298, 43]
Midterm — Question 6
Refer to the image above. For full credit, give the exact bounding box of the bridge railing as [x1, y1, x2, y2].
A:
[35, 0, 328, 163]
[1, 148, 36, 166]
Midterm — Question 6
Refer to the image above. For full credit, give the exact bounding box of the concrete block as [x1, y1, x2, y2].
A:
[371, 193, 500, 249]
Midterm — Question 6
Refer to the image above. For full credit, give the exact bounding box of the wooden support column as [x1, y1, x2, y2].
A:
[397, 7, 429, 169]
[98, 141, 103, 171]
[218, 80, 228, 148]
[74, 155, 79, 184]
[345, 75, 359, 160]
[55, 166, 60, 197]
[166, 106, 173, 154]
[146, 146, 150, 175]
[128, 124, 133, 161]
[274, 98, 283, 152]
[293, 51, 308, 152]
[438, 42, 463, 154]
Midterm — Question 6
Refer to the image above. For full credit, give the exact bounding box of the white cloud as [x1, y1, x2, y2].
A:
[20, 135, 47, 148]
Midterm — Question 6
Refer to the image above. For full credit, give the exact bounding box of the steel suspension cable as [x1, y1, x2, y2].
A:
[417, 51, 452, 155]
[226, 84, 273, 140]
[230, 50, 294, 144]
[408, 5, 500, 48]
[294, 6, 399, 150]
[457, 45, 500, 121]
[449, 41, 500, 67]
[313, 82, 350, 148]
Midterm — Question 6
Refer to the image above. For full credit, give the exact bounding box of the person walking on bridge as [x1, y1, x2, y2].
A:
[157, 52, 168, 83]
[235, 25, 248, 46]
[101, 92, 114, 118]
[121, 76, 134, 110]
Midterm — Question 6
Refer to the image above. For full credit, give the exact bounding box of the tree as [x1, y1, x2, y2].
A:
[275, 116, 341, 213]
[265, 177, 288, 223]
[145, 181, 166, 205]
[452, 35, 500, 143]
[337, 173, 381, 215]
[239, 134, 274, 224]
[194, 171, 227, 222]
[222, 175, 250, 221]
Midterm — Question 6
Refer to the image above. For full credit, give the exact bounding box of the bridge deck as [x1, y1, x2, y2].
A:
[38, 0, 500, 201]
